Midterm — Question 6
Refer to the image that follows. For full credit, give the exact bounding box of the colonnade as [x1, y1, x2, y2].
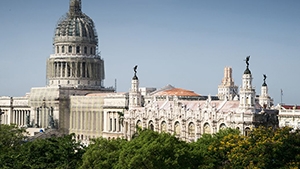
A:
[48, 61, 101, 79]
[35, 107, 53, 128]
[104, 111, 122, 133]
[11, 110, 30, 126]
[70, 111, 100, 131]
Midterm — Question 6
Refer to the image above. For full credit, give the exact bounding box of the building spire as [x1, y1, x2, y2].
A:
[69, 0, 82, 17]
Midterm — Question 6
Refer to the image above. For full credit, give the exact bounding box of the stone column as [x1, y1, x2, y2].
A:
[80, 111, 83, 130]
[71, 62, 74, 77]
[17, 110, 20, 126]
[79, 62, 82, 78]
[65, 62, 68, 77]
[84, 112, 88, 130]
[103, 111, 107, 132]
[12, 110, 15, 124]
[70, 111, 73, 129]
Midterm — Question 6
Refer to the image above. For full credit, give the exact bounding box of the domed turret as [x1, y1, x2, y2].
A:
[54, 0, 97, 46]
[46, 0, 105, 89]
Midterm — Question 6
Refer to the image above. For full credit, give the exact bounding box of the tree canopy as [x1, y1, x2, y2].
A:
[0, 124, 299, 169]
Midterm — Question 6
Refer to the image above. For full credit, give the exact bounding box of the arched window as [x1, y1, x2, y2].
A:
[174, 122, 180, 136]
[161, 121, 167, 132]
[149, 121, 154, 131]
[220, 123, 226, 130]
[203, 123, 211, 134]
[136, 120, 142, 129]
[68, 46, 72, 53]
[245, 127, 251, 136]
[188, 122, 195, 137]
[62, 46, 65, 53]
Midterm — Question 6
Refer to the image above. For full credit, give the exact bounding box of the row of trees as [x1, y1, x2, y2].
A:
[0, 124, 299, 168]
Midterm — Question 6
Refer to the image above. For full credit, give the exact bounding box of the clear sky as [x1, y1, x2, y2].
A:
[0, 0, 299, 105]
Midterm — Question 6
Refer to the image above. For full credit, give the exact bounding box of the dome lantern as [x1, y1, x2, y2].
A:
[69, 0, 82, 17]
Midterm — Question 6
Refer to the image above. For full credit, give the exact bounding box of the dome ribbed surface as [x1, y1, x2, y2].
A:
[54, 0, 98, 45]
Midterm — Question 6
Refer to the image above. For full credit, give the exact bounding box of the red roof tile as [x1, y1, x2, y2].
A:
[154, 88, 200, 97]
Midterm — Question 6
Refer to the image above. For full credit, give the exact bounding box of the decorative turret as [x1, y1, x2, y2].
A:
[129, 65, 142, 108]
[217, 67, 238, 100]
[259, 74, 272, 108]
[239, 56, 256, 111]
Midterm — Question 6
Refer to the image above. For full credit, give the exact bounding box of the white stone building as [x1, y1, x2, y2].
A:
[123, 61, 278, 141]
[0, 0, 279, 143]
[278, 105, 300, 130]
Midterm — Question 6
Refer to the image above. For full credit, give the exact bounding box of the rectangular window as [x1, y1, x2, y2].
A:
[84, 47, 87, 54]
[82, 62, 86, 77]
[76, 46, 80, 54]
[69, 46, 72, 53]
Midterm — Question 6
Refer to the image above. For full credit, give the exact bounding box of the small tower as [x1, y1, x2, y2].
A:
[129, 65, 142, 108]
[259, 74, 272, 108]
[239, 56, 256, 111]
[217, 67, 238, 100]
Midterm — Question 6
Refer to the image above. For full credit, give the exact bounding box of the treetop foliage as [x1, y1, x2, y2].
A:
[0, 124, 299, 169]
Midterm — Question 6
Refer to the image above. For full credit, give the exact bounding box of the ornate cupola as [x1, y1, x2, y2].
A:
[217, 67, 238, 100]
[239, 56, 256, 111]
[259, 74, 272, 108]
[129, 65, 142, 108]
[46, 0, 105, 89]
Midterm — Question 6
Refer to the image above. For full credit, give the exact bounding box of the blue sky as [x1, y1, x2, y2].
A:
[0, 0, 299, 105]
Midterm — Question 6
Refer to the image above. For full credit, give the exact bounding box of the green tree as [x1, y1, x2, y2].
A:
[191, 128, 241, 169]
[228, 127, 300, 169]
[80, 137, 126, 169]
[16, 133, 85, 169]
[0, 124, 27, 169]
[116, 129, 197, 169]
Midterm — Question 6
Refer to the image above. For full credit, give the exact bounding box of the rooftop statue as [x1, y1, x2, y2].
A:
[134, 65, 138, 76]
[263, 74, 267, 86]
[245, 56, 250, 66]
[134, 65, 138, 74]
[263, 74, 267, 81]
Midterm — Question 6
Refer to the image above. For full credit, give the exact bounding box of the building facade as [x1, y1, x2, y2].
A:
[0, 0, 279, 143]
[278, 105, 300, 130]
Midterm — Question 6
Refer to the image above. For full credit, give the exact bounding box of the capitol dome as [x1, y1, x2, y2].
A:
[54, 0, 98, 45]
[47, 0, 105, 89]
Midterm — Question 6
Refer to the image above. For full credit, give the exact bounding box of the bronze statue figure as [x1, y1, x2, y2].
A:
[263, 74, 267, 83]
[134, 65, 138, 74]
[245, 56, 250, 66]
